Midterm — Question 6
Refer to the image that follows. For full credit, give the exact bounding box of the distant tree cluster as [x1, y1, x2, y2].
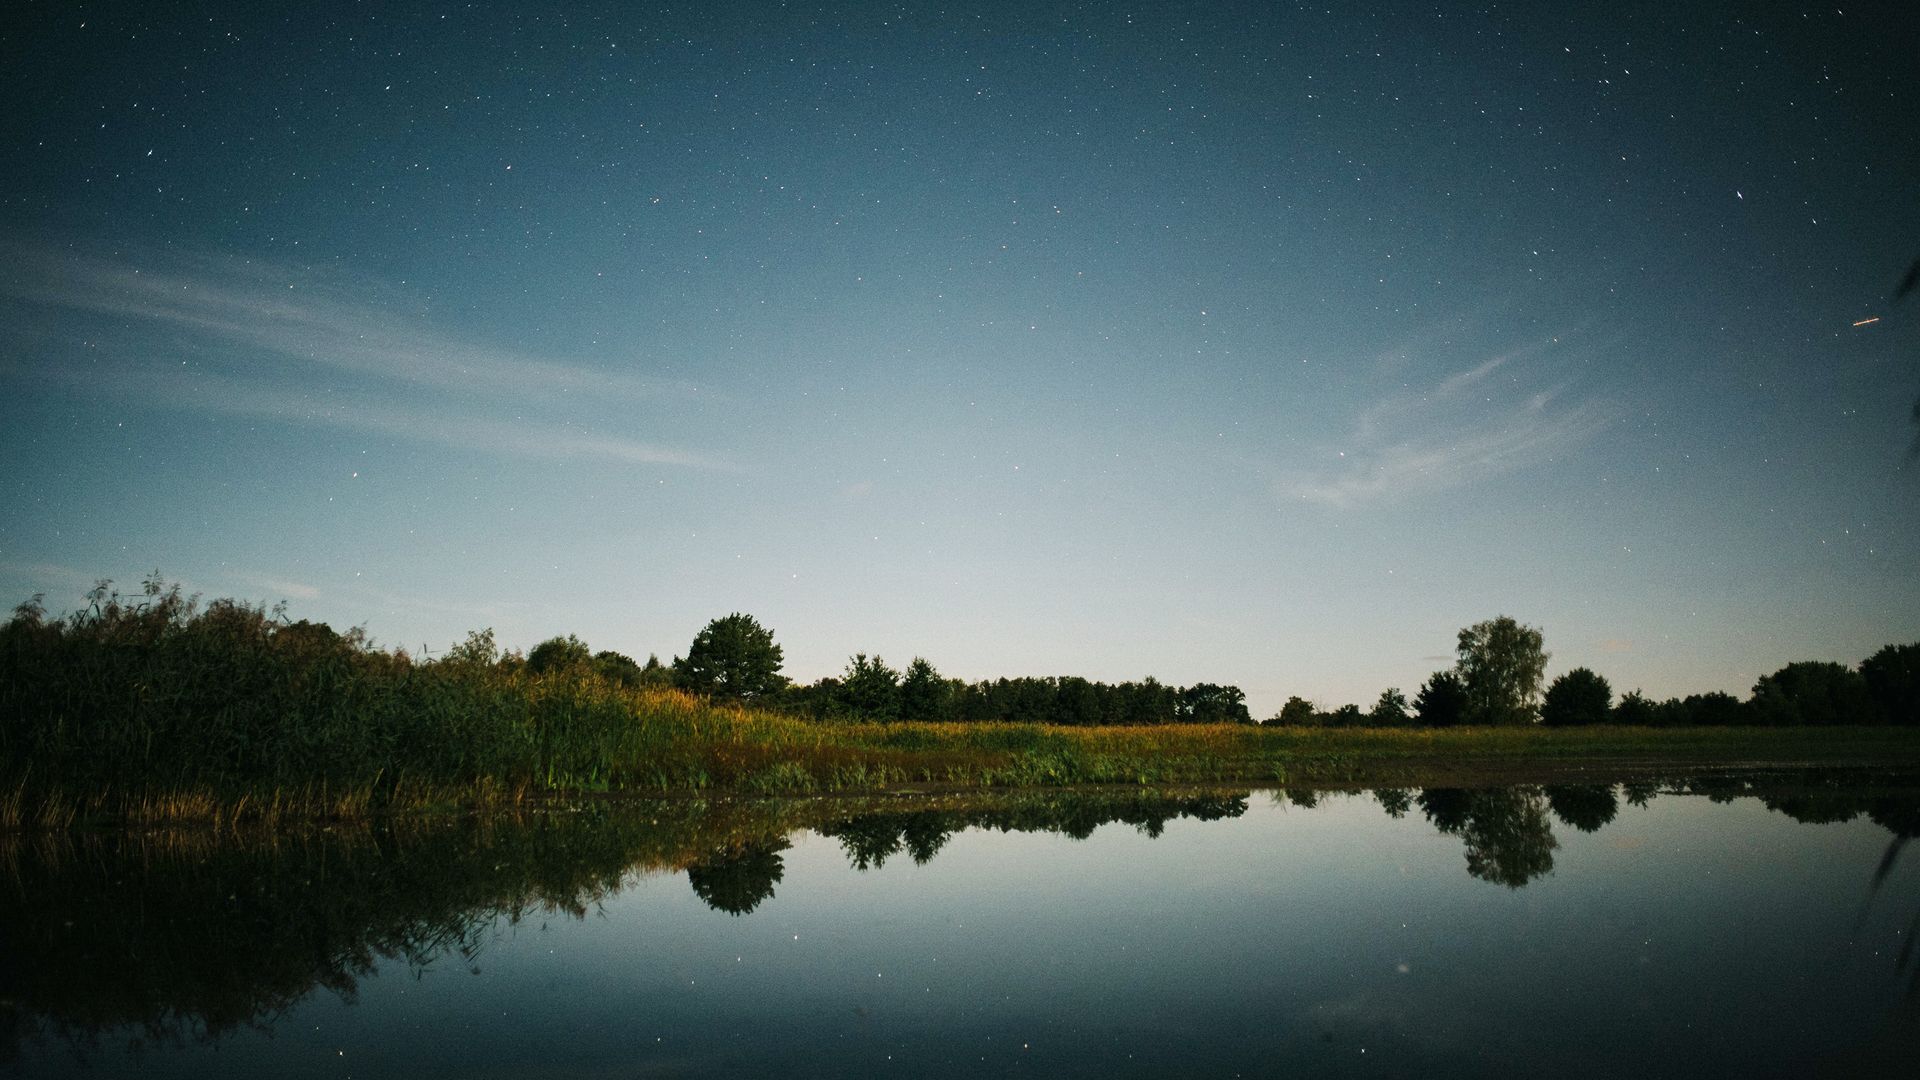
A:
[500, 616, 1252, 725]
[772, 657, 1251, 725]
[518, 612, 1919, 729]
[1266, 617, 1920, 729]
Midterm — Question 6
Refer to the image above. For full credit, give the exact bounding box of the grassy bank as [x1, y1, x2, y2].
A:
[9, 705, 1920, 829]
[6, 584, 1920, 828]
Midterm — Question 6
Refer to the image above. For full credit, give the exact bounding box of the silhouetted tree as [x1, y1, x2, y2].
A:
[637, 653, 674, 688]
[593, 650, 643, 687]
[527, 634, 591, 674]
[841, 653, 902, 719]
[1862, 643, 1920, 725]
[1541, 667, 1612, 726]
[1414, 671, 1468, 727]
[1271, 695, 1317, 726]
[1667, 691, 1747, 727]
[1749, 661, 1874, 725]
[1613, 689, 1657, 725]
[1455, 616, 1549, 724]
[1179, 683, 1252, 724]
[1369, 687, 1413, 726]
[899, 656, 951, 721]
[675, 614, 786, 702]
[443, 627, 499, 667]
[1320, 703, 1365, 727]
[1055, 675, 1103, 726]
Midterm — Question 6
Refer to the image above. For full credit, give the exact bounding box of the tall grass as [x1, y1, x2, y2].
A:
[5, 580, 1919, 827]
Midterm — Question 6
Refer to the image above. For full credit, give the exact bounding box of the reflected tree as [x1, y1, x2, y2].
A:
[1417, 788, 1475, 833]
[1544, 785, 1620, 833]
[1418, 787, 1560, 887]
[827, 814, 909, 871]
[901, 815, 954, 864]
[1373, 788, 1413, 818]
[686, 839, 790, 915]
[1461, 788, 1559, 887]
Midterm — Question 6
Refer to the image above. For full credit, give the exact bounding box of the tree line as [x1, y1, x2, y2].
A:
[504, 611, 1917, 728]
[502, 613, 1254, 725]
[1275, 615, 1920, 728]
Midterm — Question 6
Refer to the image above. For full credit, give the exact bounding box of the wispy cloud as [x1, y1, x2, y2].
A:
[1, 244, 735, 471]
[5, 246, 695, 402]
[180, 368, 737, 470]
[1282, 336, 1614, 507]
[233, 572, 321, 600]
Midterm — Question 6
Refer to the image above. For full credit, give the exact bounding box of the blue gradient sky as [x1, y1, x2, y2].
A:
[3, 1, 1916, 716]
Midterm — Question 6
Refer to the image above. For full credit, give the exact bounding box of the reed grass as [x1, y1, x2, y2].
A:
[6, 584, 1919, 828]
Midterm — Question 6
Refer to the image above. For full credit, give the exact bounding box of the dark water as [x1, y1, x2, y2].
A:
[6, 772, 1918, 1078]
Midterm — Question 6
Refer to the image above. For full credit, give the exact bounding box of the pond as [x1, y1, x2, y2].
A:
[6, 770, 1917, 1077]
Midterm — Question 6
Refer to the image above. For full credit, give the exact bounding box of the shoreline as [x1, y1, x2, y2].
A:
[11, 723, 1920, 832]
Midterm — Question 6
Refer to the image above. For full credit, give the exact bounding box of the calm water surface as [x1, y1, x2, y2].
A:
[6, 773, 1918, 1077]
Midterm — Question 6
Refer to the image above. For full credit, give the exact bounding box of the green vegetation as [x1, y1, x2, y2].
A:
[673, 613, 787, 701]
[1542, 667, 1612, 727]
[1274, 612, 1919, 732]
[1455, 615, 1551, 725]
[2, 578, 1918, 828]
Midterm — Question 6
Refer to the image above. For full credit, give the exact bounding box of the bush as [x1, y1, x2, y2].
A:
[1541, 668, 1612, 727]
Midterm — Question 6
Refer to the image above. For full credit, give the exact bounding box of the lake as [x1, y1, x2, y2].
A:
[6, 770, 1917, 1077]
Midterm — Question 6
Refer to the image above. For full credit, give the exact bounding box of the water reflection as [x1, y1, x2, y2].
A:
[1415, 787, 1560, 888]
[686, 839, 789, 915]
[3, 772, 1917, 1068]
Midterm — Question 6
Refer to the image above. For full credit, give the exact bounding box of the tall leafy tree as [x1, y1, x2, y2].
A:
[675, 614, 786, 701]
[1369, 688, 1412, 726]
[1413, 671, 1468, 727]
[898, 657, 951, 721]
[1271, 696, 1317, 726]
[840, 653, 902, 719]
[1541, 668, 1612, 727]
[593, 649, 644, 687]
[527, 634, 591, 674]
[1455, 616, 1549, 725]
[1861, 643, 1920, 725]
[1179, 683, 1252, 725]
[1612, 690, 1656, 725]
[1749, 661, 1874, 725]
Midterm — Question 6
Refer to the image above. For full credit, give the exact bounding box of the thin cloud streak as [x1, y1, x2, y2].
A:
[3, 245, 700, 404]
[1, 244, 737, 473]
[1284, 342, 1614, 507]
[11, 357, 740, 472]
[233, 573, 321, 600]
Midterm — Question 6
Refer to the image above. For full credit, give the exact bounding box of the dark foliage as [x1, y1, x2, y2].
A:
[1750, 662, 1876, 726]
[1862, 643, 1920, 726]
[1541, 668, 1612, 727]
[1414, 671, 1469, 727]
[780, 669, 1252, 726]
[675, 613, 787, 702]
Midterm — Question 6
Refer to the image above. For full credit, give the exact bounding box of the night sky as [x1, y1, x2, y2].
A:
[4, 1, 1917, 716]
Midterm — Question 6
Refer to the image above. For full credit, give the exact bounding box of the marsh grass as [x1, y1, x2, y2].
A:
[6, 583, 1919, 828]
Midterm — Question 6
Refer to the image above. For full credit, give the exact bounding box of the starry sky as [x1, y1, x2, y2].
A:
[3, 1, 1917, 717]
